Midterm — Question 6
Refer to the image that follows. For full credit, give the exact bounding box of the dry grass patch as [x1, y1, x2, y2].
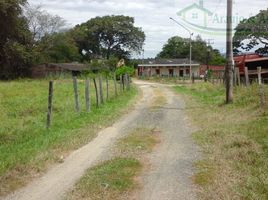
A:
[150, 88, 167, 109]
[116, 128, 161, 157]
[174, 83, 268, 200]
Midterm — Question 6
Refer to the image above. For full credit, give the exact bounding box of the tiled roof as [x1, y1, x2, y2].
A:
[138, 59, 199, 65]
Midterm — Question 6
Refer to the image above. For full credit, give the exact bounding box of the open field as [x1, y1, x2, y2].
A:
[0, 78, 137, 196]
[174, 83, 268, 200]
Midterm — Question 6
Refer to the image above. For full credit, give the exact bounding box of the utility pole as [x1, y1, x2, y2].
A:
[169, 17, 194, 80]
[225, 0, 234, 103]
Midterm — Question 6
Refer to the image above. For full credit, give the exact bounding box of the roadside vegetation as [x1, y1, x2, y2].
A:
[0, 78, 137, 196]
[67, 128, 160, 200]
[174, 83, 268, 200]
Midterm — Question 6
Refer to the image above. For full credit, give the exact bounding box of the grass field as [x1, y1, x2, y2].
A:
[0, 78, 137, 196]
[174, 83, 268, 200]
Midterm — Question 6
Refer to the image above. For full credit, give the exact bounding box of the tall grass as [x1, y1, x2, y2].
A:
[174, 83, 268, 200]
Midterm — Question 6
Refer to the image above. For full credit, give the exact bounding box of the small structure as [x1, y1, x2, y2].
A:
[199, 65, 225, 78]
[234, 54, 268, 78]
[31, 63, 88, 78]
[137, 59, 200, 77]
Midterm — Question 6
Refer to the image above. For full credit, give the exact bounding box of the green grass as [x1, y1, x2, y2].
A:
[67, 158, 141, 200]
[0, 78, 137, 196]
[174, 83, 268, 200]
[66, 128, 160, 200]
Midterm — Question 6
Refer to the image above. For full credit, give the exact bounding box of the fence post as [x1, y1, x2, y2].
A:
[192, 72, 195, 84]
[99, 75, 104, 104]
[257, 67, 262, 85]
[120, 75, 123, 93]
[124, 74, 128, 90]
[244, 67, 250, 86]
[85, 78, 90, 112]
[259, 84, 265, 108]
[236, 67, 241, 86]
[106, 75, 109, 100]
[46, 81, 54, 128]
[93, 78, 99, 107]
[114, 73, 118, 96]
[122, 74, 125, 91]
[73, 76, 80, 112]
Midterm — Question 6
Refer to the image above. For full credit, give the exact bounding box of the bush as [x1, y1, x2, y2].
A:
[115, 65, 135, 76]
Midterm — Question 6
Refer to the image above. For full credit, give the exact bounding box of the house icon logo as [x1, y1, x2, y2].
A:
[177, 0, 213, 28]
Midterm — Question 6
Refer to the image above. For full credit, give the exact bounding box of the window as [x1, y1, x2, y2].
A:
[192, 13, 198, 19]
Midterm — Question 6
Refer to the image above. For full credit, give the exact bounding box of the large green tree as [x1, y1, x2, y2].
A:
[33, 32, 81, 64]
[72, 15, 145, 60]
[0, 0, 33, 79]
[157, 36, 225, 65]
[233, 9, 268, 54]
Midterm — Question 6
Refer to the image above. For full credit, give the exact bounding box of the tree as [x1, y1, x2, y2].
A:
[33, 32, 81, 63]
[24, 4, 67, 41]
[72, 15, 145, 60]
[0, 0, 33, 79]
[233, 9, 268, 54]
[157, 36, 225, 65]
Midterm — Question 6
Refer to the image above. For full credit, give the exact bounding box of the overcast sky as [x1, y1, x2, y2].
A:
[28, 0, 267, 58]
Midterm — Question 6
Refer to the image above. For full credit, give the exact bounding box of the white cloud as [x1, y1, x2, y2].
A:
[28, 0, 268, 58]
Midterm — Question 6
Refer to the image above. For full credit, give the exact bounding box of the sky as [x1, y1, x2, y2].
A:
[28, 0, 268, 58]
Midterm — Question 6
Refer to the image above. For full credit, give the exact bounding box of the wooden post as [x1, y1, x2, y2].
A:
[127, 74, 131, 89]
[120, 75, 123, 93]
[192, 72, 195, 84]
[244, 67, 250, 86]
[122, 74, 125, 91]
[46, 81, 54, 128]
[257, 67, 262, 85]
[106, 75, 109, 100]
[236, 67, 241, 86]
[93, 78, 99, 107]
[72, 76, 80, 112]
[125, 74, 129, 90]
[114, 73, 118, 96]
[85, 78, 90, 112]
[99, 75, 104, 104]
[259, 84, 265, 108]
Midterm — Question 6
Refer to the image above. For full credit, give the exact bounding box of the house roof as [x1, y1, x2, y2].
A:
[177, 3, 213, 16]
[138, 59, 200, 67]
[48, 63, 88, 71]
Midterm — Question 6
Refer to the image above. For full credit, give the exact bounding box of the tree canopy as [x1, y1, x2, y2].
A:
[157, 36, 225, 65]
[0, 0, 33, 79]
[0, 2, 144, 79]
[233, 9, 268, 54]
[72, 15, 145, 60]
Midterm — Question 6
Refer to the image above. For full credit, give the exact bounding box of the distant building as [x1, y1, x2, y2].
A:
[137, 59, 200, 77]
[31, 63, 88, 78]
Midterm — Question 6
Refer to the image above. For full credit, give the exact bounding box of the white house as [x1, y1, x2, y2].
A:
[137, 59, 200, 78]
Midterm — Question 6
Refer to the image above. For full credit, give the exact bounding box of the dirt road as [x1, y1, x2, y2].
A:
[3, 80, 199, 200]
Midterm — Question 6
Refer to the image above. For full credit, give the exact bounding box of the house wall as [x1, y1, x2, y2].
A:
[140, 66, 200, 77]
[31, 64, 70, 79]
